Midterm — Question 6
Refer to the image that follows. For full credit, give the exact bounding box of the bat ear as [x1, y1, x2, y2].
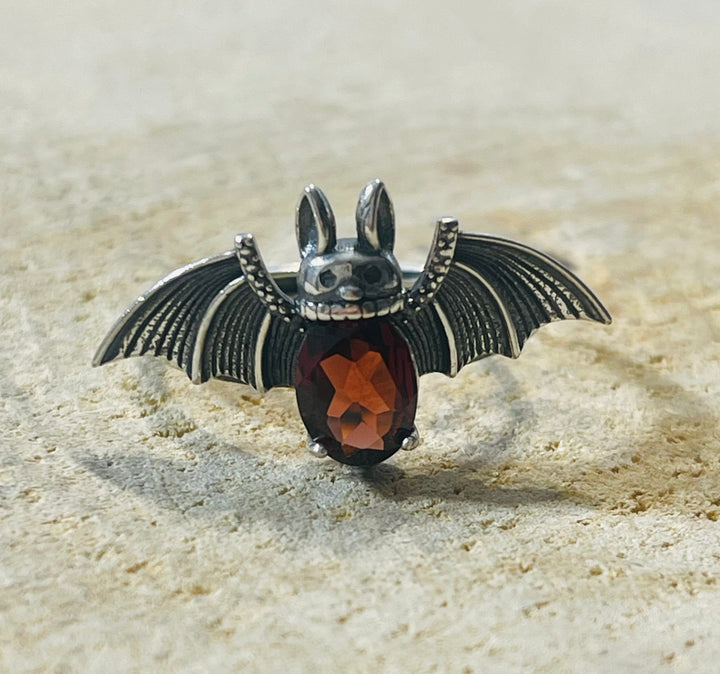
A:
[356, 179, 395, 253]
[296, 184, 337, 258]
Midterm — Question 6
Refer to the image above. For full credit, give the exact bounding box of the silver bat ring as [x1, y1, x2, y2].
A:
[94, 179, 611, 466]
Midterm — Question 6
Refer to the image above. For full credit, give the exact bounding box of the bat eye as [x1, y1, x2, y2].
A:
[319, 269, 337, 289]
[360, 264, 382, 285]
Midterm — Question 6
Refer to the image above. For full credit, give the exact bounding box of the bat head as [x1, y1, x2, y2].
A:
[295, 180, 404, 320]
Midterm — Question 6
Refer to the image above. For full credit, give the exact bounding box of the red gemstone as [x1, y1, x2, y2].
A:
[295, 319, 418, 466]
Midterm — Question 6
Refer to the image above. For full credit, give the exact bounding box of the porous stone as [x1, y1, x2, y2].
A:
[2, 2, 720, 673]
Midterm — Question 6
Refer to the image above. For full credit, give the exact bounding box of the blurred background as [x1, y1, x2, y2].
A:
[4, 1, 719, 254]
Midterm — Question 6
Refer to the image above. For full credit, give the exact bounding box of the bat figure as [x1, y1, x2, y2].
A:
[94, 179, 611, 466]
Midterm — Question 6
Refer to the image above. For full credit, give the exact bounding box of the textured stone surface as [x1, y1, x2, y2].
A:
[2, 1, 720, 672]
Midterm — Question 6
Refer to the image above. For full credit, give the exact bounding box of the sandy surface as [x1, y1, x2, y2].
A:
[2, 1, 720, 672]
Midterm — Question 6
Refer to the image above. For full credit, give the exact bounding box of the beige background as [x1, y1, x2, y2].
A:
[2, 1, 720, 672]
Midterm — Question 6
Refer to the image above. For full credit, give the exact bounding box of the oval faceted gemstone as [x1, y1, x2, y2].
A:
[295, 319, 418, 466]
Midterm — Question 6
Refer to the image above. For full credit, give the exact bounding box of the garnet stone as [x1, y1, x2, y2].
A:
[295, 319, 418, 466]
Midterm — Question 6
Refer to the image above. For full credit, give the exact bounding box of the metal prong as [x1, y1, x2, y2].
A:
[307, 435, 328, 458]
[401, 426, 421, 451]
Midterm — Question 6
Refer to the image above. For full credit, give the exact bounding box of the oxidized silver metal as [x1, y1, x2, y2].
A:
[94, 179, 612, 460]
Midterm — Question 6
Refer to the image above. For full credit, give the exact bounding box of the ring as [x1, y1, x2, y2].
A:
[94, 179, 611, 466]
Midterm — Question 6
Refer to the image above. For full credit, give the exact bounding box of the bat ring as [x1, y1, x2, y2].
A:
[94, 179, 611, 466]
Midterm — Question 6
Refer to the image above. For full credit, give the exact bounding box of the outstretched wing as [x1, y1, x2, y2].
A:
[93, 252, 303, 392]
[393, 232, 611, 377]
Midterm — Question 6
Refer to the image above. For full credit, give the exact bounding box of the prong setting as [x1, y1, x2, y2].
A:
[401, 426, 422, 451]
[306, 436, 328, 458]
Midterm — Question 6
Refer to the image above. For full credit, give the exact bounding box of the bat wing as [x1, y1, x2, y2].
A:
[393, 232, 611, 377]
[93, 252, 303, 392]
